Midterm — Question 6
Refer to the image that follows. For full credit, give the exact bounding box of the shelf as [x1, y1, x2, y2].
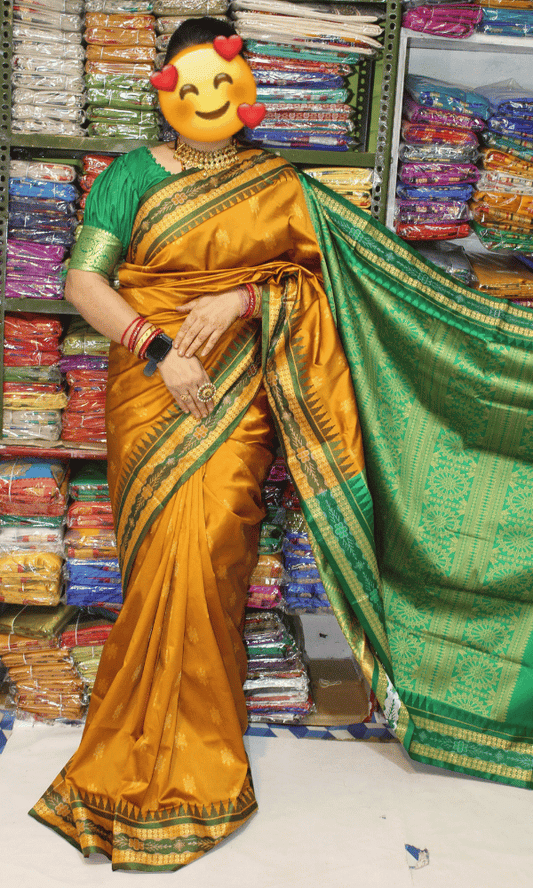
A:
[403, 30, 533, 53]
[5, 299, 78, 315]
[0, 441, 107, 460]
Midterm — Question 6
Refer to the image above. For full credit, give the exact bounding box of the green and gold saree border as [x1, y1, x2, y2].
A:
[115, 324, 263, 588]
[130, 151, 294, 266]
[29, 768, 257, 872]
[298, 171, 533, 345]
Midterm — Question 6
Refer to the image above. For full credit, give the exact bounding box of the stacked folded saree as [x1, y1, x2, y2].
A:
[231, 0, 383, 151]
[61, 612, 115, 694]
[243, 610, 313, 722]
[11, 0, 86, 137]
[60, 319, 110, 446]
[403, 1, 483, 38]
[64, 463, 122, 607]
[302, 166, 373, 210]
[3, 315, 64, 443]
[477, 5, 533, 34]
[6, 235, 68, 302]
[472, 79, 533, 252]
[84, 9, 160, 139]
[0, 610, 86, 722]
[396, 75, 489, 240]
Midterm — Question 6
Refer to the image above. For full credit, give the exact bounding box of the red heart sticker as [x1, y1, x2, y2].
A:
[150, 65, 178, 92]
[237, 103, 266, 129]
[213, 35, 243, 61]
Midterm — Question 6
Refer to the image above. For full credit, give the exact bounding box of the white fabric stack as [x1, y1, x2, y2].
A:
[11, 0, 86, 137]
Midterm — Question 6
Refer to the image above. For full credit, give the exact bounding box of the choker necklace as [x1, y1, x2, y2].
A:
[173, 139, 238, 176]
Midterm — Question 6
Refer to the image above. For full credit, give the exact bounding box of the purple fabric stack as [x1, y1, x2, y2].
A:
[403, 2, 483, 39]
[6, 239, 66, 301]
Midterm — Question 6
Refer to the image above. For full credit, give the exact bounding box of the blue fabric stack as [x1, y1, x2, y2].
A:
[231, 0, 384, 152]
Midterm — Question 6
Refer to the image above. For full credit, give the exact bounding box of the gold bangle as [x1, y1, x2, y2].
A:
[133, 323, 158, 358]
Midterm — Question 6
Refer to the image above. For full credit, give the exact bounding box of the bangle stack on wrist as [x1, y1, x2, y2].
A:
[239, 283, 259, 319]
[121, 316, 164, 359]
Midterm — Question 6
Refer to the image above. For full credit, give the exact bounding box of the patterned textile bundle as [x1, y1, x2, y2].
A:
[302, 166, 374, 210]
[11, 0, 86, 137]
[472, 79, 533, 254]
[230, 0, 383, 152]
[60, 611, 116, 695]
[0, 458, 68, 622]
[395, 75, 490, 241]
[8, 172, 79, 250]
[0, 622, 86, 721]
[243, 610, 313, 723]
[64, 463, 122, 607]
[476, 5, 533, 34]
[2, 316, 64, 443]
[60, 319, 110, 446]
[83, 2, 159, 138]
[403, 1, 483, 38]
[6, 233, 68, 302]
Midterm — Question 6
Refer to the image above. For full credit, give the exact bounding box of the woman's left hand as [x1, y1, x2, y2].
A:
[173, 290, 243, 358]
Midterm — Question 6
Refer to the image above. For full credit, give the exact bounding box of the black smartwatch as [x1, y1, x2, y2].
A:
[143, 332, 173, 376]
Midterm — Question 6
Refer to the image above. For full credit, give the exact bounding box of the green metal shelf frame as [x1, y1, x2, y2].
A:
[0, 0, 401, 442]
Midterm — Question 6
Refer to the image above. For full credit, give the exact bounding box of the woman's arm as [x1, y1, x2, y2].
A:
[65, 268, 214, 419]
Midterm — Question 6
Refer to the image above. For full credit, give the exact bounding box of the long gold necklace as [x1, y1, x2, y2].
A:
[173, 139, 238, 176]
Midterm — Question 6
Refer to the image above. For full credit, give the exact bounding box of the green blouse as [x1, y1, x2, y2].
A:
[70, 146, 172, 279]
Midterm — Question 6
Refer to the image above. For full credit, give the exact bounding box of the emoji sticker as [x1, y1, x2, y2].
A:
[151, 38, 266, 142]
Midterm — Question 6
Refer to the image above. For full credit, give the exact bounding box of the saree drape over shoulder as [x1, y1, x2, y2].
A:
[31, 146, 533, 871]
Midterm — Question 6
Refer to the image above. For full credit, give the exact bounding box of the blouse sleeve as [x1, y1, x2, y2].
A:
[69, 152, 143, 280]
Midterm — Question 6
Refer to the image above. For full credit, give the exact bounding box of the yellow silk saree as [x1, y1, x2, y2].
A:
[29, 149, 367, 871]
[30, 145, 533, 871]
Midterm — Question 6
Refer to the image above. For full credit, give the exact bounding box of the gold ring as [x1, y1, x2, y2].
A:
[197, 382, 216, 403]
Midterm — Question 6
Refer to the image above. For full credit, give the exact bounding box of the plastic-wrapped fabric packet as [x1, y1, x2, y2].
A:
[403, 3, 482, 37]
[398, 160, 480, 185]
[85, 11, 155, 27]
[86, 0, 154, 9]
[405, 73, 492, 118]
[65, 528, 117, 559]
[87, 121, 160, 138]
[12, 103, 85, 124]
[472, 220, 533, 251]
[67, 502, 114, 529]
[86, 43, 156, 63]
[482, 130, 533, 163]
[396, 195, 473, 219]
[12, 55, 84, 76]
[11, 23, 84, 44]
[415, 242, 475, 284]
[3, 383, 67, 410]
[0, 551, 64, 607]
[474, 79, 533, 116]
[86, 85, 157, 108]
[477, 8, 533, 36]
[396, 182, 475, 200]
[9, 161, 77, 183]
[399, 142, 479, 163]
[69, 462, 110, 500]
[85, 60, 154, 79]
[61, 318, 111, 356]
[12, 7, 83, 30]
[403, 95, 485, 130]
[396, 221, 471, 240]
[2, 409, 63, 442]
[0, 458, 69, 518]
[13, 41, 85, 61]
[488, 115, 533, 138]
[401, 120, 479, 147]
[11, 72, 84, 94]
[477, 169, 533, 194]
[469, 251, 533, 297]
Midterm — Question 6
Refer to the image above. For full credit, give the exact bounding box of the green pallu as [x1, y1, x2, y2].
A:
[299, 170, 533, 788]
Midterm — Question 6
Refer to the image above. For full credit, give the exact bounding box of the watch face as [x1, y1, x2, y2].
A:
[146, 334, 172, 363]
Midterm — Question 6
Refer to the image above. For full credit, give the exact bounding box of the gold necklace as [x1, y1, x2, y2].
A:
[173, 139, 238, 176]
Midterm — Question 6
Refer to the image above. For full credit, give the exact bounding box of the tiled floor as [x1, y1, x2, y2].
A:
[1, 718, 532, 887]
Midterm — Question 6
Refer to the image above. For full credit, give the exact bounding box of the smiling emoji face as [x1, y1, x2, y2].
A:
[156, 42, 259, 142]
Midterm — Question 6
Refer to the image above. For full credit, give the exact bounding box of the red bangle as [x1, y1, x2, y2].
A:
[127, 317, 148, 353]
[241, 283, 256, 319]
[121, 315, 145, 347]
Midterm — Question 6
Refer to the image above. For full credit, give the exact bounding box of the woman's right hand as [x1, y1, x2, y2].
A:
[156, 350, 214, 420]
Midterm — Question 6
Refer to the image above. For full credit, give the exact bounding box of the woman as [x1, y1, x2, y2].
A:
[30, 15, 533, 874]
